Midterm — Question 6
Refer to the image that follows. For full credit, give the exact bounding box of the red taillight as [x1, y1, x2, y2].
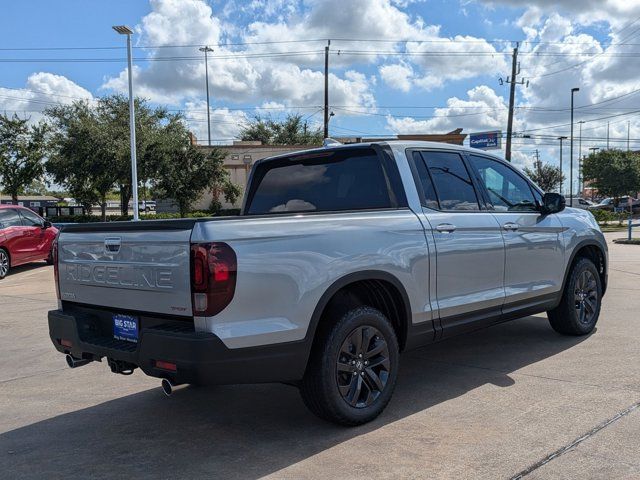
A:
[52, 237, 60, 300]
[190, 242, 237, 316]
[155, 360, 177, 372]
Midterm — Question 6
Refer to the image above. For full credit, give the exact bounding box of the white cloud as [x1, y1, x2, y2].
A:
[0, 72, 93, 123]
[479, 0, 640, 27]
[101, 0, 379, 123]
[379, 63, 414, 92]
[139, 0, 222, 46]
[183, 100, 249, 144]
[386, 85, 509, 133]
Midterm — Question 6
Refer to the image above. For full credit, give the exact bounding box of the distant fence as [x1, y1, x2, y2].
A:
[45, 206, 86, 217]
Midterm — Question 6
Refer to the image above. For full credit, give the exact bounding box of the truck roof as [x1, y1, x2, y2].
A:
[254, 139, 505, 165]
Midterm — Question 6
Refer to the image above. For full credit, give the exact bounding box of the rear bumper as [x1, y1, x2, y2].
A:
[48, 309, 309, 385]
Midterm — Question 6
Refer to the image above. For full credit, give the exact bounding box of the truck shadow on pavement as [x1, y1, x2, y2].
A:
[2, 315, 591, 480]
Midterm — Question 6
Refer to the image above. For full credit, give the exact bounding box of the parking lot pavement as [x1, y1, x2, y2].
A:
[1, 232, 639, 480]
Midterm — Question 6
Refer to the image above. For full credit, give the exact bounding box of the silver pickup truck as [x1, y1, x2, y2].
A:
[49, 141, 607, 425]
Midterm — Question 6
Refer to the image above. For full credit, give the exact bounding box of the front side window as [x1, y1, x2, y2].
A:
[420, 151, 480, 211]
[0, 209, 23, 228]
[19, 209, 44, 227]
[247, 148, 394, 214]
[469, 155, 538, 212]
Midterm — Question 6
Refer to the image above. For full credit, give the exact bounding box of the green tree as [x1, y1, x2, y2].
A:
[582, 149, 640, 202]
[523, 159, 565, 192]
[0, 114, 48, 204]
[241, 114, 323, 145]
[146, 122, 240, 216]
[46, 95, 185, 219]
[23, 179, 49, 196]
[45, 101, 116, 219]
[96, 95, 174, 215]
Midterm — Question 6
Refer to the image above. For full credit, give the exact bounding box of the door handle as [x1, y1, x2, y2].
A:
[436, 223, 456, 233]
[503, 222, 519, 231]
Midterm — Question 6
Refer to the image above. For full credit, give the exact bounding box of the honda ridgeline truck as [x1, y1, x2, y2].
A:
[49, 141, 607, 425]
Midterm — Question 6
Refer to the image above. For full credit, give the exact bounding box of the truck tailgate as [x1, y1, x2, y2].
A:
[57, 223, 194, 317]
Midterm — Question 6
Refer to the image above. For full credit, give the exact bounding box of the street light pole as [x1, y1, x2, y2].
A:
[558, 136, 567, 195]
[578, 120, 585, 196]
[570, 87, 579, 204]
[113, 25, 139, 221]
[199, 46, 214, 146]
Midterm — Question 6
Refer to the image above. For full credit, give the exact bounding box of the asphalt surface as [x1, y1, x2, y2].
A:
[1, 232, 639, 479]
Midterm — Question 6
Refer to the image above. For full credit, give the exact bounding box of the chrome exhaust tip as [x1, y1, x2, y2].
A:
[65, 354, 91, 368]
[161, 378, 187, 396]
[161, 378, 173, 396]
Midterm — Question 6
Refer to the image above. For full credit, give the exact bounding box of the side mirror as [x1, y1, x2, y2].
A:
[541, 192, 565, 214]
[42, 220, 52, 229]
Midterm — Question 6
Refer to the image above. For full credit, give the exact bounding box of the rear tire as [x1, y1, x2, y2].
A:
[547, 257, 602, 335]
[300, 306, 399, 426]
[0, 249, 9, 279]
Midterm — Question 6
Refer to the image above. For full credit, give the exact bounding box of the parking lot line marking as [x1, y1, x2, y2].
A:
[509, 400, 640, 479]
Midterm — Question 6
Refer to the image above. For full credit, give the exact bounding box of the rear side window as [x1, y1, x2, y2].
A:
[411, 151, 440, 210]
[0, 209, 22, 228]
[420, 151, 480, 211]
[246, 148, 394, 214]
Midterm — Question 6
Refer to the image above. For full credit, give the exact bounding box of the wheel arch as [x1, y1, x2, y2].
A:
[562, 240, 607, 296]
[304, 270, 412, 356]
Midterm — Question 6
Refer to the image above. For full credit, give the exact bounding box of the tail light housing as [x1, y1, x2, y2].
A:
[52, 237, 60, 300]
[190, 242, 237, 316]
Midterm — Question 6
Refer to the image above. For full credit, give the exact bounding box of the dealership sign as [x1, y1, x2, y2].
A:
[470, 131, 502, 150]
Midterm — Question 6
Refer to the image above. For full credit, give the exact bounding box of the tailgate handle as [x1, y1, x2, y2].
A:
[104, 237, 122, 254]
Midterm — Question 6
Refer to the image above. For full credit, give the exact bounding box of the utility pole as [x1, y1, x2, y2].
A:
[606, 121, 610, 149]
[628, 121, 631, 151]
[323, 40, 330, 139]
[558, 136, 567, 195]
[199, 46, 214, 146]
[501, 43, 528, 162]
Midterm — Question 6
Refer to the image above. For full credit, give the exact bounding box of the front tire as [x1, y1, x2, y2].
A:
[300, 306, 399, 426]
[0, 249, 10, 279]
[547, 257, 602, 335]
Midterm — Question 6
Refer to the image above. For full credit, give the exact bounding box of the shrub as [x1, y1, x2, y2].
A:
[590, 209, 614, 225]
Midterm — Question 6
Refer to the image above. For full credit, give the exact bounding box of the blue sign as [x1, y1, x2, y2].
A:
[113, 313, 139, 343]
[470, 131, 502, 150]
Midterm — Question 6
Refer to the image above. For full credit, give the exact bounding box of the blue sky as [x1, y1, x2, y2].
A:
[2, 0, 639, 191]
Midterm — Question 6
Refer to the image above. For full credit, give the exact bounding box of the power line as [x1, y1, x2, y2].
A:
[6, 37, 640, 52]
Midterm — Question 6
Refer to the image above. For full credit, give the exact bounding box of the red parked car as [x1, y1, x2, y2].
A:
[0, 205, 59, 279]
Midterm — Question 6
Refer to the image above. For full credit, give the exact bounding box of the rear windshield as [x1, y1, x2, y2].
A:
[246, 147, 394, 215]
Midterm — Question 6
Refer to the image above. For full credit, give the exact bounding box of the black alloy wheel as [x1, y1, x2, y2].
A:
[336, 325, 390, 408]
[574, 269, 598, 326]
